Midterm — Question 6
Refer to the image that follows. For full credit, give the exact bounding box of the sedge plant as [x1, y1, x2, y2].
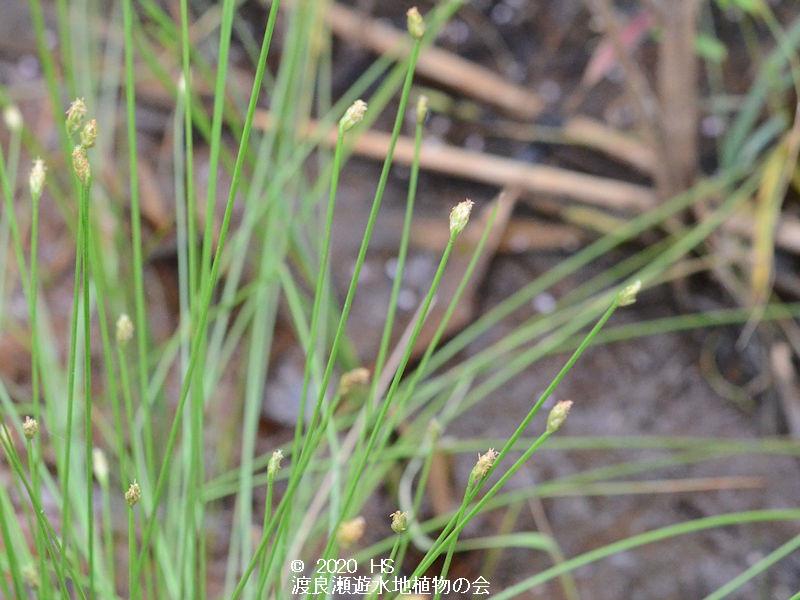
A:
[1, 1, 800, 599]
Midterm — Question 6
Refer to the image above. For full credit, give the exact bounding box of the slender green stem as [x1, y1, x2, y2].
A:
[231, 32, 426, 600]
[178, 0, 197, 309]
[78, 179, 95, 599]
[368, 103, 426, 414]
[292, 125, 345, 484]
[129, 506, 138, 600]
[418, 173, 741, 382]
[173, 13, 202, 596]
[349, 101, 429, 506]
[288, 38, 423, 472]
[54, 0, 76, 96]
[26, 436, 51, 599]
[28, 0, 75, 164]
[256, 468, 278, 596]
[404, 290, 626, 586]
[27, 169, 52, 599]
[199, 0, 235, 286]
[392, 426, 439, 574]
[0, 146, 51, 597]
[230, 386, 350, 597]
[702, 533, 800, 600]
[323, 230, 459, 562]
[117, 343, 137, 481]
[97, 474, 114, 595]
[122, 0, 153, 479]
[176, 21, 197, 574]
[0, 131, 33, 326]
[275, 33, 425, 554]
[492, 510, 800, 599]
[365, 535, 403, 600]
[184, 0, 238, 585]
[28, 175, 41, 409]
[135, 0, 281, 571]
[418, 432, 554, 585]
[60, 177, 86, 579]
[0, 425, 82, 599]
[0, 453, 26, 598]
[375, 203, 500, 456]
[432, 486, 472, 600]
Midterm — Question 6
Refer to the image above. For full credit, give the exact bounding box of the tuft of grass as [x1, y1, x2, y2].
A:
[0, 1, 799, 599]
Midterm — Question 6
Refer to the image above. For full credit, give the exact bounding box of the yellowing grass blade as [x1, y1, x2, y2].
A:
[750, 139, 789, 307]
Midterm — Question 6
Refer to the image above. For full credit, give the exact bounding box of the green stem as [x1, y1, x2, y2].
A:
[79, 179, 95, 599]
[368, 104, 426, 415]
[365, 535, 403, 600]
[392, 426, 439, 575]
[98, 476, 114, 595]
[376, 203, 500, 456]
[236, 32, 426, 600]
[405, 290, 626, 586]
[0, 453, 26, 598]
[135, 0, 281, 572]
[702, 533, 800, 600]
[199, 0, 235, 286]
[350, 100, 428, 490]
[305, 39, 422, 442]
[255, 469, 277, 596]
[431, 489, 471, 600]
[325, 231, 459, 561]
[27, 172, 51, 599]
[129, 506, 138, 600]
[122, 0, 153, 479]
[28, 0, 74, 163]
[59, 176, 85, 580]
[117, 343, 137, 481]
[0, 426, 82, 599]
[417, 173, 741, 382]
[291, 125, 345, 488]
[492, 510, 800, 599]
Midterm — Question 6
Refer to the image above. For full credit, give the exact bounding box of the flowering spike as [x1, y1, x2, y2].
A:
[3, 105, 22, 132]
[116, 314, 134, 345]
[22, 564, 39, 590]
[336, 516, 366, 548]
[338, 367, 370, 397]
[268, 449, 283, 476]
[72, 145, 91, 185]
[469, 448, 498, 485]
[389, 510, 409, 534]
[22, 416, 39, 440]
[416, 95, 429, 125]
[339, 99, 367, 133]
[29, 159, 46, 201]
[66, 98, 87, 137]
[407, 7, 425, 40]
[92, 448, 109, 484]
[449, 199, 474, 237]
[125, 481, 141, 507]
[546, 400, 573, 433]
[618, 280, 642, 307]
[81, 119, 97, 149]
